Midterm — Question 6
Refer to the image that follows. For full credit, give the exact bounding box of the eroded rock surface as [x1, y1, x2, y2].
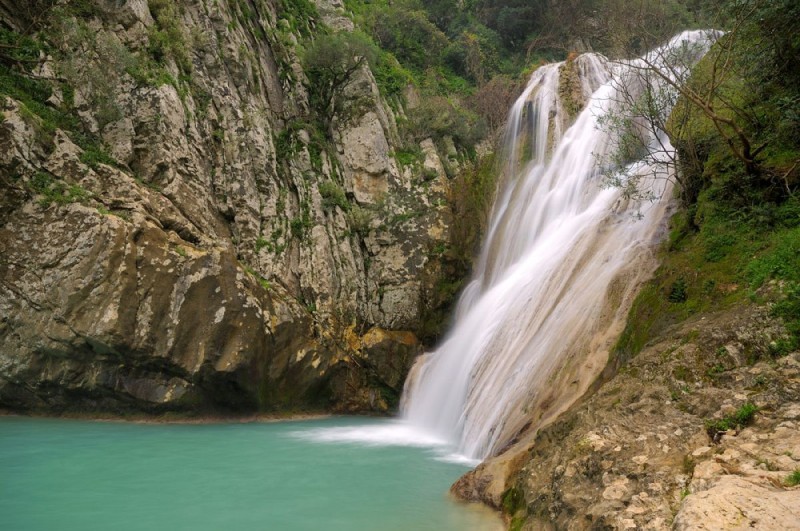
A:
[0, 0, 471, 415]
[453, 306, 800, 530]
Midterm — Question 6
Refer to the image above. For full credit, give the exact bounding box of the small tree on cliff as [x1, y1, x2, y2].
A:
[302, 31, 377, 132]
[595, 31, 719, 206]
[596, 0, 799, 205]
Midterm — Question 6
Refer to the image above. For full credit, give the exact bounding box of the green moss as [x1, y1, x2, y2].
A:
[557, 55, 583, 117]
[501, 485, 525, 515]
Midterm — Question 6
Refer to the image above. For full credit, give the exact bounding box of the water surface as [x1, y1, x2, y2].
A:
[0, 416, 501, 530]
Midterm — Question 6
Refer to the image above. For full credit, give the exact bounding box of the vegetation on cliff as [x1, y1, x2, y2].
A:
[0, 0, 501, 415]
[613, 0, 799, 364]
[487, 1, 799, 526]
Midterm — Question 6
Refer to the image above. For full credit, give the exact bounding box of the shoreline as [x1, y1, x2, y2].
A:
[0, 409, 341, 425]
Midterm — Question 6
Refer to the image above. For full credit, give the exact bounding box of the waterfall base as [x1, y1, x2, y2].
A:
[452, 305, 800, 528]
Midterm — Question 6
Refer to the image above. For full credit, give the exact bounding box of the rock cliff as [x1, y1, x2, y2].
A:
[452, 300, 800, 530]
[0, 0, 472, 415]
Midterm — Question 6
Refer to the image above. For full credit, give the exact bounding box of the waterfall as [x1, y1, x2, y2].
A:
[402, 30, 720, 460]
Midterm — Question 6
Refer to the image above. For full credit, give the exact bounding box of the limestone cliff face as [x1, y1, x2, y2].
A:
[0, 0, 462, 414]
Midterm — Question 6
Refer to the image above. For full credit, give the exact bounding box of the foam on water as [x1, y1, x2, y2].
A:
[289, 420, 481, 466]
[289, 420, 447, 448]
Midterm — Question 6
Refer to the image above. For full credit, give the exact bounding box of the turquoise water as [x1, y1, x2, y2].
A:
[0, 416, 501, 530]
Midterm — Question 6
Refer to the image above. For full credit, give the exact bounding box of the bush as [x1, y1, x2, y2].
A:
[302, 31, 377, 128]
[319, 181, 349, 211]
[147, 0, 192, 74]
[407, 95, 486, 149]
[347, 205, 373, 236]
[277, 0, 318, 37]
[373, 51, 414, 99]
[369, 7, 447, 71]
[466, 74, 523, 131]
[705, 402, 758, 441]
[28, 172, 90, 205]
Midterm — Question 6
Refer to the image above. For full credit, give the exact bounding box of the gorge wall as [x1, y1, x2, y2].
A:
[0, 0, 474, 415]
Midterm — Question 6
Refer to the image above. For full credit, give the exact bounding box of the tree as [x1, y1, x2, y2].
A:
[596, 0, 800, 205]
[302, 31, 377, 131]
[466, 74, 523, 133]
[595, 31, 721, 205]
[369, 6, 447, 71]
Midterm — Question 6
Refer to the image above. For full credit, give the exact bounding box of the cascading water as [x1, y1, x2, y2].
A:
[402, 30, 720, 460]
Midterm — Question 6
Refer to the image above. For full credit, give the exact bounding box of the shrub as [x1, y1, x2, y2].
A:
[29, 172, 90, 205]
[705, 402, 758, 441]
[147, 0, 192, 74]
[319, 181, 349, 212]
[347, 205, 373, 236]
[80, 145, 116, 169]
[466, 74, 523, 131]
[407, 95, 486, 149]
[369, 7, 447, 71]
[302, 31, 377, 128]
[668, 278, 688, 303]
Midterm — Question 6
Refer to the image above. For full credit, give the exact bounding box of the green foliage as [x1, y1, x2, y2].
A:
[372, 51, 413, 99]
[290, 211, 313, 239]
[442, 24, 503, 84]
[668, 278, 688, 303]
[370, 6, 448, 71]
[743, 220, 800, 352]
[705, 402, 758, 440]
[302, 31, 378, 128]
[0, 25, 127, 167]
[745, 227, 800, 288]
[347, 205, 373, 236]
[393, 148, 423, 167]
[147, 0, 192, 74]
[65, 0, 103, 18]
[0, 27, 45, 66]
[610, 1, 800, 365]
[274, 120, 329, 172]
[407, 95, 486, 150]
[786, 469, 800, 487]
[277, 0, 319, 37]
[80, 145, 117, 169]
[28, 172, 90, 206]
[319, 181, 349, 212]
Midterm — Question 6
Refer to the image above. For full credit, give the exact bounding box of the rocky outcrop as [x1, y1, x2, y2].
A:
[457, 305, 800, 529]
[0, 0, 470, 414]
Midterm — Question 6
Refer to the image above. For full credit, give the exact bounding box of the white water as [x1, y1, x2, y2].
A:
[402, 30, 720, 460]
